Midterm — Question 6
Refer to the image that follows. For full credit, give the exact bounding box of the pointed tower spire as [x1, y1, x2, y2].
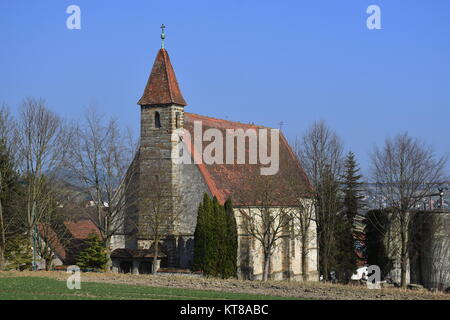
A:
[137, 26, 187, 106]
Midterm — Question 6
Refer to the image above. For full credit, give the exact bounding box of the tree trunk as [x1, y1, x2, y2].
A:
[152, 242, 159, 275]
[30, 226, 36, 271]
[45, 258, 52, 271]
[322, 252, 329, 281]
[29, 199, 37, 271]
[262, 252, 271, 281]
[301, 244, 309, 282]
[0, 245, 5, 271]
[400, 254, 407, 287]
[400, 216, 408, 288]
[400, 241, 408, 288]
[104, 237, 112, 272]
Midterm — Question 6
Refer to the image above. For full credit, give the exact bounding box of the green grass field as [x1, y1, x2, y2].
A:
[0, 277, 297, 300]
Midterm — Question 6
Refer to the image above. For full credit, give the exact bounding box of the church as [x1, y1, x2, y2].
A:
[110, 29, 319, 281]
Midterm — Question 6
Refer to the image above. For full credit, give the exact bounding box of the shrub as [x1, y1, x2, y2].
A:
[75, 234, 108, 271]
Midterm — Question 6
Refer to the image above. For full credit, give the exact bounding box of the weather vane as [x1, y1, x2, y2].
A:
[160, 24, 166, 49]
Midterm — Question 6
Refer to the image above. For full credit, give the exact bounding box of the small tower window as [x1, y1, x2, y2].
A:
[155, 111, 161, 128]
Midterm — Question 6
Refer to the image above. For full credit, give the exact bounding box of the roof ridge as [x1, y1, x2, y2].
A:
[184, 112, 271, 129]
[162, 49, 174, 102]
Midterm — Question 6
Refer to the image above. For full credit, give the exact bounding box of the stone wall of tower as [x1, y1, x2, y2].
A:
[177, 162, 212, 268]
[138, 104, 185, 267]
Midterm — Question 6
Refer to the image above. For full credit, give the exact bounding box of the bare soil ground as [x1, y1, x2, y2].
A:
[1, 270, 449, 300]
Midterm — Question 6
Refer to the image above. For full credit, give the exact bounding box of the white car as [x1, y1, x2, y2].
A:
[351, 266, 368, 280]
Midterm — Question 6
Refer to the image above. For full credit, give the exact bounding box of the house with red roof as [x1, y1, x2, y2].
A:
[110, 36, 318, 281]
[35, 219, 101, 270]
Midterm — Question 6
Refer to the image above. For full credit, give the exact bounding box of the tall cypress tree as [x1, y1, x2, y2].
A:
[205, 196, 221, 276]
[223, 198, 237, 278]
[196, 194, 208, 273]
[192, 193, 208, 272]
[193, 194, 238, 278]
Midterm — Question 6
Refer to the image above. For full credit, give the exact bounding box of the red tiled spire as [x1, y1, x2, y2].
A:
[137, 49, 187, 106]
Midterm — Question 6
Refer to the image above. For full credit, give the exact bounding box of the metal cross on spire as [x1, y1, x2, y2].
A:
[160, 24, 166, 49]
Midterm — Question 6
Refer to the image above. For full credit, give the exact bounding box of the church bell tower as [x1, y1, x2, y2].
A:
[136, 25, 187, 266]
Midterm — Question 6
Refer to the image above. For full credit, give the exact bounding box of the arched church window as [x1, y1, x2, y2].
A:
[155, 111, 161, 128]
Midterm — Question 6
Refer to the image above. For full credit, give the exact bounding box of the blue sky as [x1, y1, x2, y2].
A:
[1, 0, 449, 175]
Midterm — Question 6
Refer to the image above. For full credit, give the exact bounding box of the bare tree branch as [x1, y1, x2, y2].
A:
[66, 107, 137, 268]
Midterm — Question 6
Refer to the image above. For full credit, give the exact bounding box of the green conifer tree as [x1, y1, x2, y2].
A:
[335, 151, 364, 282]
[192, 194, 206, 271]
[334, 217, 357, 282]
[342, 151, 364, 222]
[75, 234, 108, 270]
[193, 194, 238, 278]
[223, 198, 237, 278]
[335, 151, 362, 283]
[205, 196, 222, 276]
[203, 195, 216, 276]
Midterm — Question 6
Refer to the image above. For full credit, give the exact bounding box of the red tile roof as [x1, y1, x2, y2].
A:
[138, 49, 187, 106]
[183, 113, 313, 206]
[64, 220, 101, 240]
[37, 224, 67, 260]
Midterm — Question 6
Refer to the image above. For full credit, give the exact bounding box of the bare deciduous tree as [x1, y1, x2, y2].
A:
[35, 184, 71, 270]
[67, 108, 136, 268]
[0, 105, 19, 160]
[290, 197, 316, 281]
[16, 98, 71, 270]
[285, 146, 317, 282]
[239, 175, 291, 281]
[137, 173, 182, 274]
[427, 213, 450, 291]
[297, 120, 343, 187]
[295, 120, 344, 280]
[371, 133, 447, 287]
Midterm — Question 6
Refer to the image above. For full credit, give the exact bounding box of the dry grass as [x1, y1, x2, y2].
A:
[1, 270, 449, 300]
